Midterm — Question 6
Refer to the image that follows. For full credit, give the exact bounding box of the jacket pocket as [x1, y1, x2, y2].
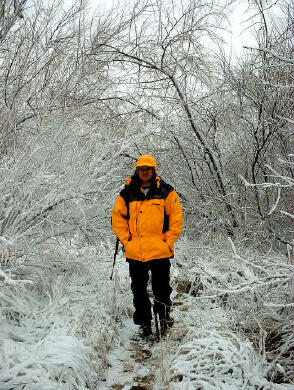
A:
[125, 238, 141, 260]
[165, 242, 173, 255]
[161, 238, 173, 255]
[124, 240, 131, 248]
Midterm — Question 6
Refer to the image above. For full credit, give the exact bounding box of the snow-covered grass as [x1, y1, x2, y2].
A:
[170, 330, 268, 390]
[0, 242, 132, 390]
[1, 235, 293, 389]
[168, 235, 293, 387]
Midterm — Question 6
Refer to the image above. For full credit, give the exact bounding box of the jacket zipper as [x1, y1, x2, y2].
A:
[136, 204, 140, 234]
[137, 204, 143, 260]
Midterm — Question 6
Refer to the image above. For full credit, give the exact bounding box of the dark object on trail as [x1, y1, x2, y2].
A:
[139, 322, 152, 338]
[110, 237, 119, 280]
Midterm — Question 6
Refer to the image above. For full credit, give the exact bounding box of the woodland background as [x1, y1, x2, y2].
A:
[0, 0, 293, 389]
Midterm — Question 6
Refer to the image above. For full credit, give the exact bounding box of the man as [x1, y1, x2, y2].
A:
[112, 155, 183, 338]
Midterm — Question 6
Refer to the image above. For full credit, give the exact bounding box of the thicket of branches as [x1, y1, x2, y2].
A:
[0, 0, 293, 386]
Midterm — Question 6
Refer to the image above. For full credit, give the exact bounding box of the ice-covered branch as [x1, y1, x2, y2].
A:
[276, 115, 294, 125]
[268, 187, 281, 215]
[243, 46, 294, 65]
[0, 267, 33, 286]
[279, 210, 294, 219]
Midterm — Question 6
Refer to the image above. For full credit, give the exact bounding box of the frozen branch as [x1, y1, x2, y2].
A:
[268, 187, 281, 215]
[276, 115, 294, 125]
[279, 210, 294, 219]
[243, 46, 294, 65]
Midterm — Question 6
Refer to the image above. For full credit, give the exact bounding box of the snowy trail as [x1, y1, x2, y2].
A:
[99, 318, 175, 390]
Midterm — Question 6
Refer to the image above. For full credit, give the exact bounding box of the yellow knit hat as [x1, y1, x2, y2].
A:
[134, 155, 157, 172]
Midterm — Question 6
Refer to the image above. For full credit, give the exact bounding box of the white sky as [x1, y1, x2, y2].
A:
[225, 0, 255, 57]
[61, 0, 256, 58]
[93, 0, 255, 57]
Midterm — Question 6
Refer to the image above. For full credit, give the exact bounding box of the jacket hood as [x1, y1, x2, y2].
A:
[134, 155, 157, 172]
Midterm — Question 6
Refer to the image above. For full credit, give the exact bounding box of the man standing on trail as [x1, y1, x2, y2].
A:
[112, 155, 183, 338]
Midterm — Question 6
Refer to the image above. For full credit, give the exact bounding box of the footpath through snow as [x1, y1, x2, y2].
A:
[101, 318, 171, 390]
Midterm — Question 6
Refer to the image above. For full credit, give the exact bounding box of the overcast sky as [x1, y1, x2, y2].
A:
[225, 0, 255, 57]
[60, 0, 256, 58]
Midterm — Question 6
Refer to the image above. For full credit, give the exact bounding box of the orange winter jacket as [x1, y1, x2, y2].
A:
[112, 174, 183, 262]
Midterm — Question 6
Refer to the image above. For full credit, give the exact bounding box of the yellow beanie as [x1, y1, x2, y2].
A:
[134, 155, 157, 172]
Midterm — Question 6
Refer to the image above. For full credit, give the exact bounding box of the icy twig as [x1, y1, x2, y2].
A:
[268, 187, 281, 215]
[227, 237, 270, 275]
[0, 268, 33, 286]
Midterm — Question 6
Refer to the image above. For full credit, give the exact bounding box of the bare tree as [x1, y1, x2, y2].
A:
[217, 0, 293, 243]
[0, 0, 27, 43]
[89, 0, 241, 235]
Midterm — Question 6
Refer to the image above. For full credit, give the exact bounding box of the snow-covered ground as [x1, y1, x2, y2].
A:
[1, 237, 293, 389]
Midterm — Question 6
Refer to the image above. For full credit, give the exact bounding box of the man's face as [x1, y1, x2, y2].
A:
[137, 166, 154, 183]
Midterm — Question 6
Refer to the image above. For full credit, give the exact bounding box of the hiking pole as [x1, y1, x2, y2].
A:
[110, 237, 119, 280]
[155, 313, 160, 341]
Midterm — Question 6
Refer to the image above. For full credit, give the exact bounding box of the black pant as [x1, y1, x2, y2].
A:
[127, 258, 172, 325]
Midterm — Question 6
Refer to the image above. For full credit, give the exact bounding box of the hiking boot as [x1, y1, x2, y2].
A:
[139, 323, 152, 338]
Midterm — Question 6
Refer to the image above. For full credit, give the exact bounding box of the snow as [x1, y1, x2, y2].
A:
[1, 237, 293, 389]
[170, 331, 268, 389]
[0, 0, 293, 388]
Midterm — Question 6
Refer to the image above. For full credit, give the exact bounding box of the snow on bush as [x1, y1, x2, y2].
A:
[1, 327, 94, 390]
[0, 242, 130, 390]
[170, 330, 269, 390]
[171, 236, 293, 384]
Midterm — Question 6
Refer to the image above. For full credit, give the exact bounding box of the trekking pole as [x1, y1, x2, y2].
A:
[155, 313, 160, 341]
[110, 238, 119, 280]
